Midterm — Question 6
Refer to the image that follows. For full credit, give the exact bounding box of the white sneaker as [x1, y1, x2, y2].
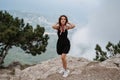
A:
[63, 70, 70, 77]
[58, 68, 65, 74]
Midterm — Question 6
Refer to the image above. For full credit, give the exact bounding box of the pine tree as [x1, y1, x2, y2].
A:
[94, 41, 120, 62]
[106, 41, 114, 56]
[0, 11, 49, 64]
[94, 44, 108, 61]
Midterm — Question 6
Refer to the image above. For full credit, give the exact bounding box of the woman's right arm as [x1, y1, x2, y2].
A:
[52, 23, 59, 30]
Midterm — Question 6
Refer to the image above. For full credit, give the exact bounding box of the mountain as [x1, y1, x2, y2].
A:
[8, 10, 50, 26]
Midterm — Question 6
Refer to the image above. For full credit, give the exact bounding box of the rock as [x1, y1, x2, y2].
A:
[0, 55, 120, 80]
[99, 54, 120, 68]
[0, 69, 13, 80]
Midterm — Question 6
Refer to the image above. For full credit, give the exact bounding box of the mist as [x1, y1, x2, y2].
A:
[69, 0, 120, 60]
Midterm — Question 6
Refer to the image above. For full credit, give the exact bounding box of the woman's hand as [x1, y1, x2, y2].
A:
[66, 22, 75, 30]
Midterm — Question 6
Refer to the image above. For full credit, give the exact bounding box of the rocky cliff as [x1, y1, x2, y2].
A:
[0, 54, 120, 80]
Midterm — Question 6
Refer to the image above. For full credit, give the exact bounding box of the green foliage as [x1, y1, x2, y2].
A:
[94, 44, 108, 61]
[94, 41, 120, 62]
[0, 11, 49, 64]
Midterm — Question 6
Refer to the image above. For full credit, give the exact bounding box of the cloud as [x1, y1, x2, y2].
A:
[70, 0, 120, 60]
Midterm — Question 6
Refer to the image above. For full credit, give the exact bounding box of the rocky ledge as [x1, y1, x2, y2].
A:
[0, 54, 120, 80]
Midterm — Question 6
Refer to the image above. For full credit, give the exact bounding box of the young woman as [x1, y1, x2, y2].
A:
[52, 15, 75, 77]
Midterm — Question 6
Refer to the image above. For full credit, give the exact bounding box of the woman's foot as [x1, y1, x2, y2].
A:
[63, 69, 70, 77]
[58, 68, 65, 74]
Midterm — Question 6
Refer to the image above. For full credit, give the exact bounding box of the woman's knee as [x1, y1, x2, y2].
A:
[61, 53, 66, 60]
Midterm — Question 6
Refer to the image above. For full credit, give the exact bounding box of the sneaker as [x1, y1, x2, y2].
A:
[58, 68, 65, 74]
[63, 70, 70, 77]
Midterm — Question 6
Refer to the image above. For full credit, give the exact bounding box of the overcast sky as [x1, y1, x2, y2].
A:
[0, 0, 120, 59]
[0, 0, 100, 22]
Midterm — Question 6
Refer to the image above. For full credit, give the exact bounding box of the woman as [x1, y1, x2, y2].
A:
[52, 15, 75, 77]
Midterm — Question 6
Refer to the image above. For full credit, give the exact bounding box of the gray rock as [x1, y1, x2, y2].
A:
[1, 55, 120, 80]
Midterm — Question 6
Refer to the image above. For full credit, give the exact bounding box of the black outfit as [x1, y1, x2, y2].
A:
[56, 29, 70, 55]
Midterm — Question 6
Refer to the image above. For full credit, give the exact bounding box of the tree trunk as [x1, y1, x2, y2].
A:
[0, 45, 10, 65]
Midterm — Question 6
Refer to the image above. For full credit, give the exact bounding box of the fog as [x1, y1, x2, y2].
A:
[69, 0, 120, 60]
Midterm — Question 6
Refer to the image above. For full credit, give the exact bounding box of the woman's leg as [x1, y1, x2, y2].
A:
[61, 53, 67, 70]
[61, 53, 70, 77]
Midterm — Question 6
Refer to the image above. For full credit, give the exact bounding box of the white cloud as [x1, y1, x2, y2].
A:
[70, 0, 120, 60]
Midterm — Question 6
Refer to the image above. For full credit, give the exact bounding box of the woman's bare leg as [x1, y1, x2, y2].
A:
[61, 53, 67, 70]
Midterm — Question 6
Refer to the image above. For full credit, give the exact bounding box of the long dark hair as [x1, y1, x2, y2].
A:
[58, 15, 68, 26]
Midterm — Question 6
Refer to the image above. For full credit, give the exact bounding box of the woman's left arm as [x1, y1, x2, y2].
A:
[67, 22, 75, 30]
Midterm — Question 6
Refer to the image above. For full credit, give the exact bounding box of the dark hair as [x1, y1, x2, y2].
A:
[58, 15, 68, 26]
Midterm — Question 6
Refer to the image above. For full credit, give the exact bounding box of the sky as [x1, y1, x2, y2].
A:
[0, 0, 100, 23]
[0, 0, 120, 59]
